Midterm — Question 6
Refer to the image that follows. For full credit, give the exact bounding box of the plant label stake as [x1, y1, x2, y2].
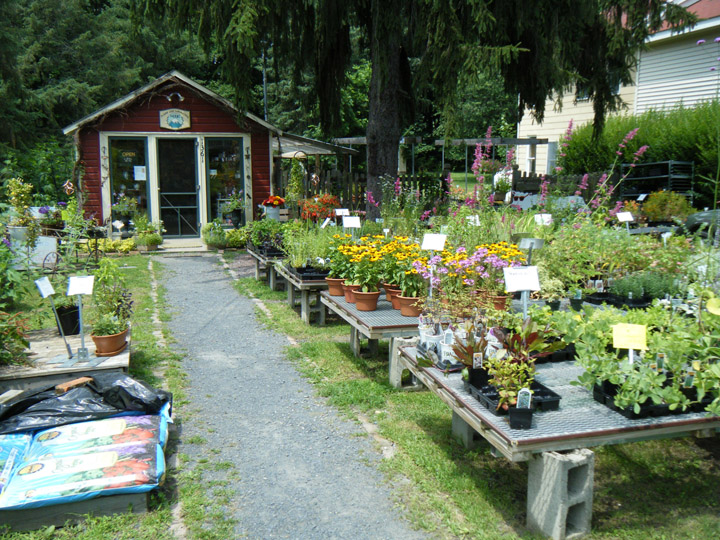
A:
[612, 323, 647, 365]
[503, 266, 540, 318]
[517, 388, 532, 409]
[518, 239, 544, 316]
[616, 211, 634, 233]
[67, 276, 95, 362]
[421, 234, 447, 300]
[35, 276, 73, 359]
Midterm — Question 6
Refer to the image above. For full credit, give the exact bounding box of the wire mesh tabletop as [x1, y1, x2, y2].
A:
[398, 346, 720, 460]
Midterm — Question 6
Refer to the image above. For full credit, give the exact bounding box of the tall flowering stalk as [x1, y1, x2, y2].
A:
[556, 120, 574, 173]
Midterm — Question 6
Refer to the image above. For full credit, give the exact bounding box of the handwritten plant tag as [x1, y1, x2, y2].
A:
[519, 238, 545, 250]
[67, 275, 95, 296]
[534, 214, 553, 226]
[35, 277, 55, 298]
[421, 233, 447, 251]
[503, 266, 540, 293]
[342, 216, 361, 228]
[335, 208, 350, 216]
[466, 215, 481, 226]
[637, 193, 648, 202]
[616, 211, 634, 223]
[612, 323, 647, 350]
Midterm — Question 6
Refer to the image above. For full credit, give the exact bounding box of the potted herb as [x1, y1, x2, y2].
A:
[539, 276, 565, 311]
[132, 213, 164, 252]
[91, 259, 133, 356]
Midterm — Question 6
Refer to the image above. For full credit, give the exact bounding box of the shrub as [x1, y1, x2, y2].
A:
[201, 220, 227, 249]
[642, 191, 695, 223]
[226, 227, 249, 249]
[0, 312, 29, 366]
[0, 240, 25, 308]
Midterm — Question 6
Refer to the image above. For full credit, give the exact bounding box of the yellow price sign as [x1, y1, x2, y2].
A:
[612, 323, 647, 350]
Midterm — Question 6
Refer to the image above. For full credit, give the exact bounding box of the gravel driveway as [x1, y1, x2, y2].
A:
[159, 254, 427, 539]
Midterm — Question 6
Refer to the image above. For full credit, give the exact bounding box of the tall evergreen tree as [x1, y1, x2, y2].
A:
[139, 1, 695, 216]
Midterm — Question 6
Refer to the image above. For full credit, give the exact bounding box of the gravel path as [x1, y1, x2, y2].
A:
[159, 254, 427, 540]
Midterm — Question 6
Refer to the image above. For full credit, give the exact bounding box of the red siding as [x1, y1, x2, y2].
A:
[251, 133, 271, 219]
[78, 129, 103, 222]
[74, 77, 274, 224]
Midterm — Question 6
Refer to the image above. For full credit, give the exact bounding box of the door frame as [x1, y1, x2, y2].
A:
[99, 131, 252, 235]
[156, 137, 200, 237]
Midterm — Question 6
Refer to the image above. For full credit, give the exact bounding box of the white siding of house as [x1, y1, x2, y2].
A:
[516, 83, 636, 175]
[636, 30, 720, 113]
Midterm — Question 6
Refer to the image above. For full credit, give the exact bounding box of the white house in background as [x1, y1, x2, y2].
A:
[517, 0, 720, 175]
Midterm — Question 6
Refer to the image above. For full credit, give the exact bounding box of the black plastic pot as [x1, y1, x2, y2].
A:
[546, 300, 561, 311]
[508, 407, 533, 429]
[467, 367, 490, 388]
[469, 380, 561, 415]
[56, 305, 80, 336]
[569, 298, 584, 311]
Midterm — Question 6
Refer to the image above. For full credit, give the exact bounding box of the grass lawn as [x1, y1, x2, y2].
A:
[4, 254, 720, 539]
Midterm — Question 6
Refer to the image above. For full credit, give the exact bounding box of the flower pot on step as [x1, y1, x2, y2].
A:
[91, 328, 129, 357]
[56, 305, 80, 336]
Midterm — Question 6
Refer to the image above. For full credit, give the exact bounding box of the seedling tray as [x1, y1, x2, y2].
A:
[467, 380, 561, 416]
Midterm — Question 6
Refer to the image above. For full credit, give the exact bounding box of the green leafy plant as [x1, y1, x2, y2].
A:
[225, 227, 249, 248]
[201, 219, 228, 249]
[0, 311, 30, 366]
[92, 258, 133, 335]
[642, 190, 695, 223]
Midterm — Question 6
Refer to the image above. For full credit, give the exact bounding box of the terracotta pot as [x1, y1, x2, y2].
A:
[387, 288, 402, 309]
[343, 283, 361, 303]
[91, 327, 129, 357]
[326, 277, 345, 296]
[491, 295, 510, 311]
[397, 295, 422, 317]
[353, 290, 381, 311]
[382, 283, 399, 301]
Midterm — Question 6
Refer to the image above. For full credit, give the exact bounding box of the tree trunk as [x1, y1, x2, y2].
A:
[365, 0, 403, 220]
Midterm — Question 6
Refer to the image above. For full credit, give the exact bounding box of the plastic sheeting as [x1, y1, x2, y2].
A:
[0, 373, 172, 435]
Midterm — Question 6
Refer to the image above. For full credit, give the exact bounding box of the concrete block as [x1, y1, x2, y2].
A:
[527, 449, 594, 540]
[389, 337, 422, 390]
[451, 411, 481, 450]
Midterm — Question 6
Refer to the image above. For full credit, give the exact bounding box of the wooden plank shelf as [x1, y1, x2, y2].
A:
[0, 329, 130, 394]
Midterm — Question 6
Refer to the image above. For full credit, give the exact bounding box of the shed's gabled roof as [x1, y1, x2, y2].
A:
[62, 70, 280, 135]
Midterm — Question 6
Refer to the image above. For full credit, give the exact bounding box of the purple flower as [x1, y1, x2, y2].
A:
[57, 201, 67, 207]
[39, 205, 50, 214]
[2, 238, 11, 249]
[715, 37, 720, 43]
[698, 39, 706, 45]
[711, 67, 717, 72]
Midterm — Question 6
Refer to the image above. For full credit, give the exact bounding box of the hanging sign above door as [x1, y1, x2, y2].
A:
[159, 109, 191, 130]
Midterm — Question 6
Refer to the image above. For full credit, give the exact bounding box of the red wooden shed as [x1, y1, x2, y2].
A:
[63, 71, 279, 236]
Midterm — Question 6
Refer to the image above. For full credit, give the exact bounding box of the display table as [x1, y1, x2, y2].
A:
[246, 247, 284, 290]
[320, 292, 419, 358]
[274, 263, 327, 324]
[392, 343, 720, 539]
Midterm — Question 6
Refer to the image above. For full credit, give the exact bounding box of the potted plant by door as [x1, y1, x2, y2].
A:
[7, 177, 40, 247]
[133, 213, 164, 252]
[90, 259, 134, 356]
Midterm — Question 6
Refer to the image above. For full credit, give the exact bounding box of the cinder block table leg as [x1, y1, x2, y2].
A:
[254, 260, 261, 280]
[527, 449, 595, 540]
[350, 327, 361, 357]
[287, 282, 296, 306]
[389, 337, 422, 390]
[300, 290, 311, 324]
[316, 295, 326, 326]
[452, 411, 480, 450]
[268, 267, 278, 290]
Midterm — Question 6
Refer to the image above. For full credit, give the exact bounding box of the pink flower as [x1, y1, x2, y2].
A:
[698, 39, 706, 45]
[366, 191, 379, 208]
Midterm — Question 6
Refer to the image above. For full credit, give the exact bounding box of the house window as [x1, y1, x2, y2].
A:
[206, 138, 244, 223]
[576, 79, 621, 102]
[547, 142, 558, 174]
[527, 139, 537, 174]
[109, 138, 149, 221]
